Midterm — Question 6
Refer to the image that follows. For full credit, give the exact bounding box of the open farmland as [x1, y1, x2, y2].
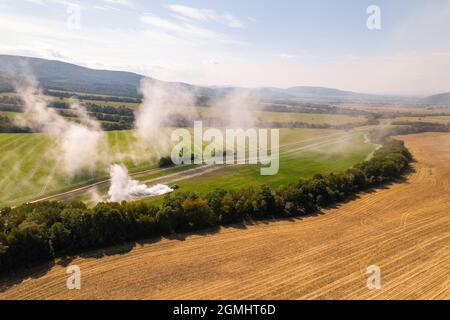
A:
[0, 130, 158, 207]
[192, 106, 367, 125]
[170, 130, 374, 194]
[0, 132, 448, 300]
[0, 128, 376, 206]
[3, 92, 368, 125]
[339, 103, 450, 115]
[0, 111, 19, 118]
[381, 116, 450, 125]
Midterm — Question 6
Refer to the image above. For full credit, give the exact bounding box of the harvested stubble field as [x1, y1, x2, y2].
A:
[0, 133, 449, 300]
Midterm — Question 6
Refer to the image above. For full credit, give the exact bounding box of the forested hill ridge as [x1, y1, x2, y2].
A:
[0, 55, 216, 98]
[420, 92, 450, 106]
[2, 54, 448, 105]
[0, 55, 145, 97]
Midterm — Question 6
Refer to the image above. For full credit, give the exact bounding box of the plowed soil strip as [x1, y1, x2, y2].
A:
[1, 133, 449, 300]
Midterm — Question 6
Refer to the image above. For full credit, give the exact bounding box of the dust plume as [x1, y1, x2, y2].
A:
[134, 79, 197, 157]
[108, 164, 173, 202]
[213, 88, 261, 128]
[14, 77, 105, 176]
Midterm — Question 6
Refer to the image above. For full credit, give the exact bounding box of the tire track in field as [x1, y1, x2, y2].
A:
[0, 132, 446, 300]
[0, 138, 48, 191]
[0, 135, 32, 165]
[0, 137, 45, 186]
[2, 138, 54, 196]
[24, 131, 358, 204]
[0, 134, 21, 149]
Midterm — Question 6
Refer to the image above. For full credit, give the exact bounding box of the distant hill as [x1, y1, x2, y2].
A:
[421, 92, 450, 106]
[0, 55, 145, 97]
[0, 71, 14, 93]
[0, 54, 439, 104]
[283, 86, 384, 102]
[205, 86, 402, 103]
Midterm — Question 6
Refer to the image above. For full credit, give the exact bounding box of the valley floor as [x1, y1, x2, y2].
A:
[0, 133, 449, 299]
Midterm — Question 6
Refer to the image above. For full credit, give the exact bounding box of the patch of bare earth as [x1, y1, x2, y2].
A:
[1, 133, 449, 300]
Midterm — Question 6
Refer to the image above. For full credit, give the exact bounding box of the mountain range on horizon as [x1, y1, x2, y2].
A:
[0, 54, 449, 106]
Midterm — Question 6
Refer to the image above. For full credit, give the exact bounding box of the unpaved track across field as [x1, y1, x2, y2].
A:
[1, 133, 449, 300]
[27, 131, 354, 203]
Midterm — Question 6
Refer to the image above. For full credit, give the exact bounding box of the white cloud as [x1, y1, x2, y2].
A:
[279, 53, 295, 59]
[93, 5, 121, 11]
[141, 15, 185, 33]
[140, 14, 244, 45]
[25, 0, 75, 6]
[140, 14, 216, 41]
[167, 4, 243, 28]
[102, 0, 134, 7]
[2, 2, 449, 95]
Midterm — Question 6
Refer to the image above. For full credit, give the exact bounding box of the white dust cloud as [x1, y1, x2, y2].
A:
[213, 88, 260, 128]
[14, 77, 105, 176]
[134, 79, 197, 156]
[108, 164, 173, 202]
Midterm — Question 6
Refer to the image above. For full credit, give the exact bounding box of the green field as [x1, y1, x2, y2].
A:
[0, 130, 159, 207]
[3, 92, 367, 126]
[62, 98, 140, 109]
[0, 128, 376, 207]
[0, 111, 19, 118]
[381, 116, 450, 125]
[166, 130, 374, 195]
[192, 106, 366, 125]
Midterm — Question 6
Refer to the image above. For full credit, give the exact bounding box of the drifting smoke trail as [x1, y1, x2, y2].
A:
[14, 77, 104, 176]
[134, 79, 196, 157]
[108, 164, 173, 202]
[135, 79, 196, 139]
[215, 88, 261, 128]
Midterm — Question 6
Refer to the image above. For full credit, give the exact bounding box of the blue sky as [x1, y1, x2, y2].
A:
[0, 0, 449, 95]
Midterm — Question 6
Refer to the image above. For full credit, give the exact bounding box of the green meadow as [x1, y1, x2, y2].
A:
[163, 130, 375, 195]
[0, 127, 376, 207]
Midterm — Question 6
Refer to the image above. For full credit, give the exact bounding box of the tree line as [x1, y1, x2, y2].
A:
[0, 137, 412, 272]
[43, 89, 141, 103]
[0, 116, 31, 133]
[0, 101, 136, 133]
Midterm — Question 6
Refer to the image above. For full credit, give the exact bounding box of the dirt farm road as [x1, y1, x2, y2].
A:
[1, 133, 449, 299]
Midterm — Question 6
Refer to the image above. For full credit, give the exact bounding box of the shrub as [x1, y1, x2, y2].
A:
[0, 136, 413, 272]
[49, 222, 71, 252]
[5, 222, 54, 268]
[159, 156, 174, 168]
[181, 198, 216, 229]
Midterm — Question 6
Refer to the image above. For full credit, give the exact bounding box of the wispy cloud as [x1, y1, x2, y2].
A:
[26, 0, 133, 11]
[25, 0, 74, 6]
[167, 4, 243, 28]
[140, 14, 216, 40]
[102, 0, 134, 7]
[279, 53, 295, 59]
[3, 1, 450, 94]
[93, 5, 121, 11]
[140, 13, 244, 45]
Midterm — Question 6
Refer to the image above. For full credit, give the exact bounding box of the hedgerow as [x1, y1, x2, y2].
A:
[0, 138, 412, 272]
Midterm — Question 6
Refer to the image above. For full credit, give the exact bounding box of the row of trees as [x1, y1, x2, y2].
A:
[369, 123, 450, 144]
[0, 138, 412, 272]
[263, 103, 371, 116]
[0, 101, 136, 132]
[43, 89, 141, 103]
[0, 116, 31, 133]
[51, 102, 135, 117]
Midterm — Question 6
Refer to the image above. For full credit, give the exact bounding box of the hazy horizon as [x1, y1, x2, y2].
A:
[1, 0, 449, 95]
